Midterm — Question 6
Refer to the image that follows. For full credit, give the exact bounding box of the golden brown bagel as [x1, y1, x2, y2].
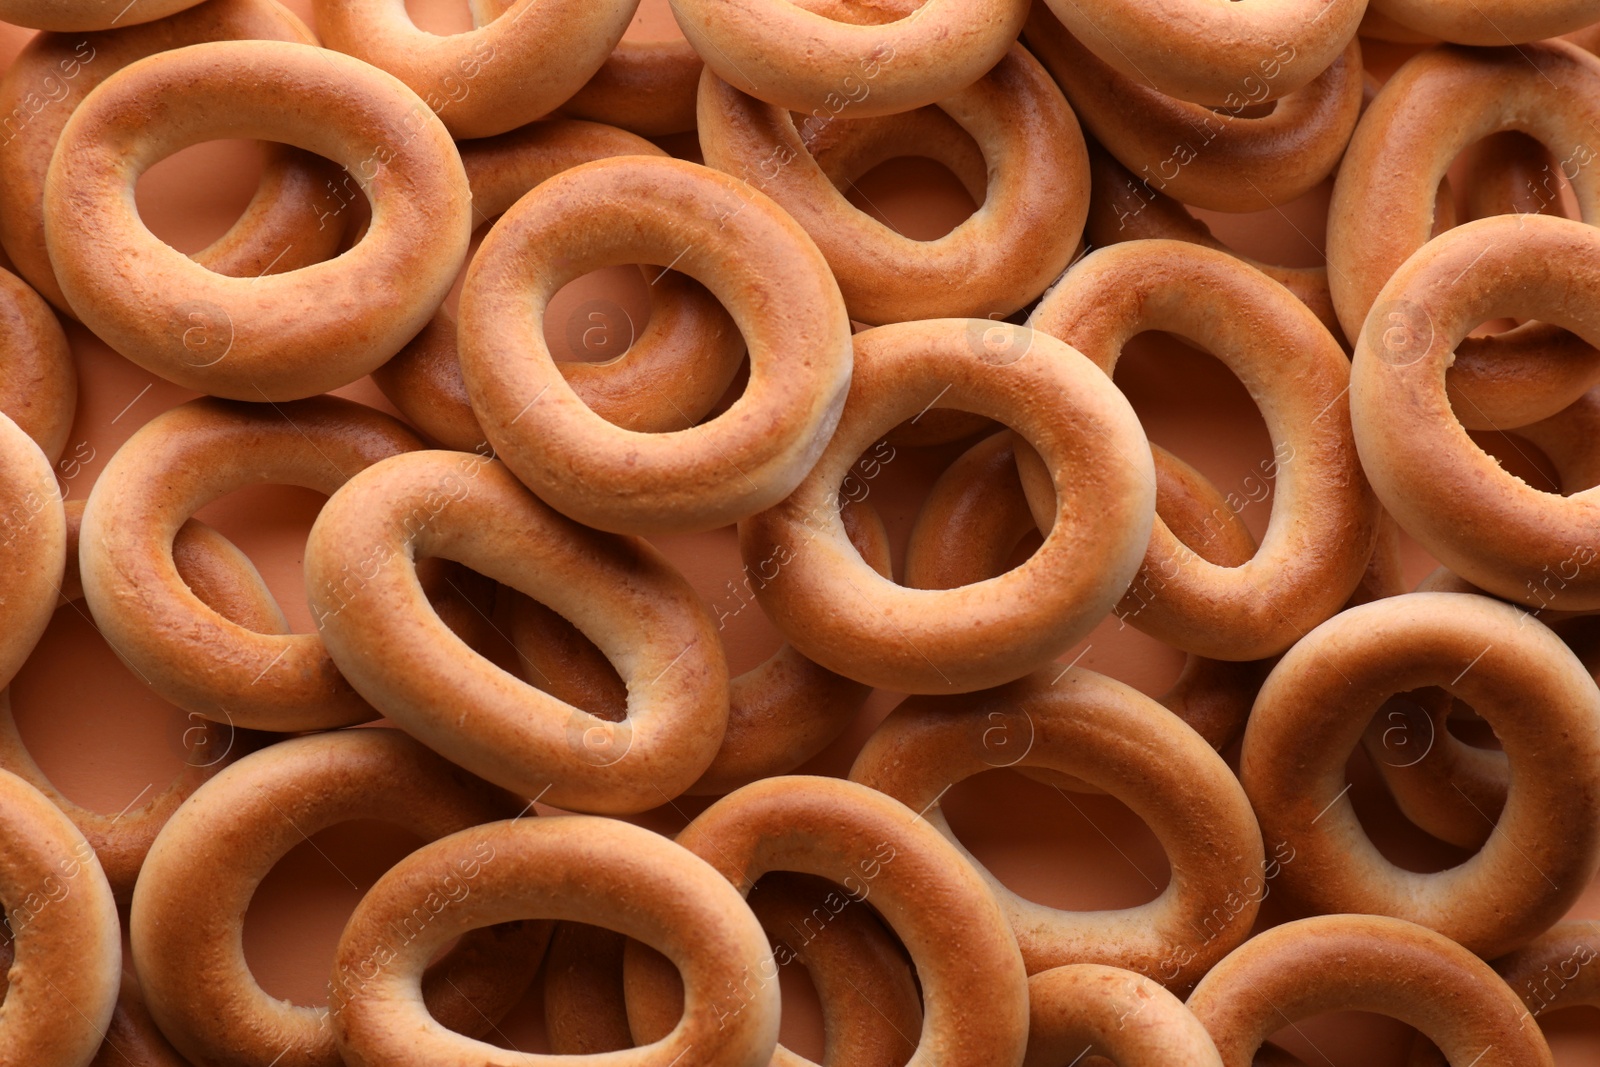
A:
[1330, 42, 1600, 429]
[904, 430, 1264, 753]
[670, 0, 1026, 120]
[0, 265, 74, 463]
[851, 667, 1265, 987]
[331, 816, 780, 1067]
[0, 0, 204, 29]
[1035, 0, 1365, 107]
[44, 40, 470, 400]
[1025, 965, 1224, 1067]
[1241, 592, 1600, 958]
[79, 396, 423, 731]
[372, 120, 743, 451]
[1350, 215, 1600, 610]
[305, 450, 730, 814]
[0, 767, 120, 1067]
[1082, 143, 1342, 340]
[0, 0, 344, 315]
[697, 43, 1088, 323]
[130, 729, 548, 1067]
[503, 499, 892, 796]
[584, 871, 924, 1065]
[543, 923, 636, 1055]
[565, 40, 701, 135]
[1027, 6, 1363, 213]
[315, 0, 636, 139]
[742, 317, 1154, 693]
[0, 410, 65, 692]
[471, 0, 700, 134]
[621, 775, 1030, 1066]
[0, 499, 268, 901]
[458, 155, 852, 536]
[1026, 240, 1377, 661]
[1187, 915, 1555, 1067]
[1368, 0, 1600, 44]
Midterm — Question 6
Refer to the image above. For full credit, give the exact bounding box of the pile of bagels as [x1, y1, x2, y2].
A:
[1, 0, 1600, 1064]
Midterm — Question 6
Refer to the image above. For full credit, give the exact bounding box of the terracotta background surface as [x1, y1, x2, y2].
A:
[4, 2, 1597, 1063]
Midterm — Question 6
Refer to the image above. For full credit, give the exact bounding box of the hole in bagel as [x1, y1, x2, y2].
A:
[942, 768, 1172, 910]
[1462, 429, 1560, 494]
[192, 483, 330, 635]
[1264, 1012, 1418, 1067]
[843, 157, 979, 240]
[743, 876, 840, 1066]
[1211, 99, 1278, 119]
[1049, 619, 1188, 704]
[7, 601, 190, 815]
[1539, 1006, 1600, 1063]
[1191, 179, 1329, 270]
[624, 0, 686, 41]
[244, 819, 431, 1006]
[1443, 702, 1502, 751]
[135, 139, 267, 257]
[1345, 733, 1475, 875]
[1111, 331, 1276, 550]
[751, 870, 921, 1064]
[1449, 131, 1579, 230]
[543, 266, 655, 365]
[404, 0, 477, 33]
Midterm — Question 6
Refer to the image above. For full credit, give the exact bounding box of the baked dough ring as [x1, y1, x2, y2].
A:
[1393, 920, 1600, 1063]
[330, 816, 780, 1067]
[1187, 915, 1555, 1067]
[0, 410, 65, 692]
[459, 155, 852, 536]
[1490, 920, 1600, 1031]
[465, 0, 702, 136]
[372, 120, 743, 451]
[1368, 0, 1600, 45]
[1026, 240, 1378, 661]
[851, 667, 1265, 987]
[305, 450, 730, 814]
[621, 775, 1030, 1067]
[1035, 0, 1366, 107]
[0, 0, 204, 30]
[562, 871, 924, 1064]
[1329, 41, 1600, 429]
[1025, 965, 1224, 1067]
[79, 395, 422, 731]
[44, 40, 470, 400]
[0, 0, 345, 316]
[1350, 215, 1600, 610]
[1241, 592, 1600, 958]
[669, 0, 1026, 119]
[565, 39, 701, 136]
[315, 0, 636, 139]
[697, 43, 1088, 323]
[1082, 143, 1341, 340]
[0, 768, 120, 1067]
[905, 430, 1264, 754]
[742, 317, 1153, 693]
[1026, 7, 1363, 213]
[130, 729, 548, 1067]
[0, 499, 269, 901]
[0, 266, 74, 463]
[503, 499, 892, 796]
